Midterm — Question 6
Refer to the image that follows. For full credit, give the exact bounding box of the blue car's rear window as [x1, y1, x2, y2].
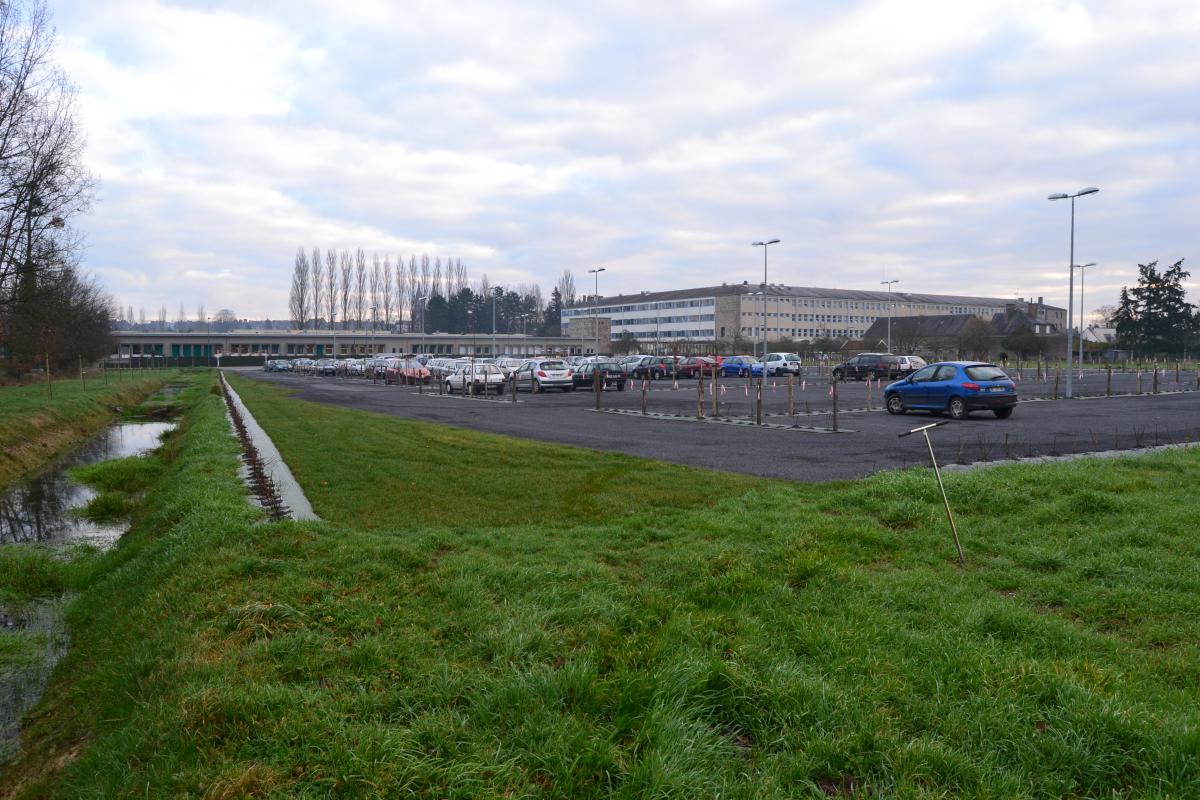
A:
[965, 365, 1008, 381]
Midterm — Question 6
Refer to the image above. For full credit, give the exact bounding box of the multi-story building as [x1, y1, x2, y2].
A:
[563, 283, 1066, 348]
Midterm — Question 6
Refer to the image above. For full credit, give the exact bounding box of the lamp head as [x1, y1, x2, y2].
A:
[1048, 193, 1069, 200]
[1077, 186, 1099, 196]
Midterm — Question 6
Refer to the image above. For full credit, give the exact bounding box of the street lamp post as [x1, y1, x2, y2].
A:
[491, 289, 497, 358]
[880, 279, 898, 353]
[415, 296, 428, 356]
[1075, 262, 1096, 371]
[369, 306, 377, 355]
[587, 267, 606, 356]
[1048, 187, 1099, 398]
[752, 239, 781, 361]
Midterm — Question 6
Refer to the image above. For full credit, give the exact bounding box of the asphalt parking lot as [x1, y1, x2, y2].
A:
[235, 367, 1200, 482]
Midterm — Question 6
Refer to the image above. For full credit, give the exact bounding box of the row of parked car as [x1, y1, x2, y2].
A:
[267, 351, 926, 392]
[266, 354, 1018, 418]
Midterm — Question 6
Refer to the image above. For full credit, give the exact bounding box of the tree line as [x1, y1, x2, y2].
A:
[0, 1, 105, 375]
[285, 247, 583, 337]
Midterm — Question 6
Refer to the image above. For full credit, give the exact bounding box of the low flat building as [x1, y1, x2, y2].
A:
[110, 329, 606, 362]
[563, 283, 1066, 348]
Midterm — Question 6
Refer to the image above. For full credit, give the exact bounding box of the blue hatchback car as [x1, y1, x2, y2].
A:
[720, 356, 764, 377]
[884, 361, 1017, 419]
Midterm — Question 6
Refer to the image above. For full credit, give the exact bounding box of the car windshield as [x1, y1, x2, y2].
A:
[965, 365, 1009, 381]
[540, 361, 566, 370]
[596, 362, 620, 369]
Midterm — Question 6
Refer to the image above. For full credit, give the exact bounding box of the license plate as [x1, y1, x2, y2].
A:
[987, 386, 1006, 392]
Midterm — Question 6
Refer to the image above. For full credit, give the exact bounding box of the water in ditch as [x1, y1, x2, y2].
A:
[0, 419, 174, 765]
[0, 421, 173, 547]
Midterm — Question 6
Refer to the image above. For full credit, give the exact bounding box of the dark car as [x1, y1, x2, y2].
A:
[832, 353, 901, 381]
[884, 362, 1017, 419]
[573, 360, 627, 390]
[628, 356, 680, 380]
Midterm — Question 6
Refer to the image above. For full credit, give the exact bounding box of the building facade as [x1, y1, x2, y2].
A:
[563, 284, 1067, 348]
[110, 329, 606, 361]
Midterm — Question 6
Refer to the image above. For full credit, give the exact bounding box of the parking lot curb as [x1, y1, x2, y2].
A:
[589, 408, 853, 433]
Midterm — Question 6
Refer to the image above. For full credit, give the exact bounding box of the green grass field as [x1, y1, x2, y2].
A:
[1, 371, 1197, 798]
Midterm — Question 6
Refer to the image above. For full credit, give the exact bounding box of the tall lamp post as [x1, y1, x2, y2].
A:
[880, 279, 899, 353]
[587, 267, 606, 356]
[752, 239, 780, 361]
[1048, 186, 1099, 398]
[415, 296, 428, 356]
[1074, 262, 1096, 371]
[369, 306, 377, 355]
[491, 288, 497, 358]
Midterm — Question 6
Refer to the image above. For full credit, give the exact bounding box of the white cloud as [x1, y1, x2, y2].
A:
[46, 0, 1200, 319]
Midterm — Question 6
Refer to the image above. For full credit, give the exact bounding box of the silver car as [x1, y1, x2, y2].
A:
[514, 359, 575, 392]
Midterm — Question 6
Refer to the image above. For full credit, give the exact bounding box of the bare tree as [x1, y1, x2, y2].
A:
[407, 256, 420, 330]
[431, 257, 443, 300]
[353, 248, 366, 328]
[382, 256, 393, 328]
[556, 270, 577, 307]
[395, 256, 408, 332]
[310, 246, 323, 330]
[452, 259, 468, 294]
[289, 246, 309, 329]
[138, 306, 146, 325]
[157, 304, 166, 327]
[176, 304, 187, 325]
[0, 1, 95, 323]
[325, 248, 338, 330]
[196, 303, 205, 324]
[370, 253, 382, 329]
[339, 249, 352, 330]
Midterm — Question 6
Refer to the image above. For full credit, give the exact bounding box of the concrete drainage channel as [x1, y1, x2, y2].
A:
[218, 372, 318, 521]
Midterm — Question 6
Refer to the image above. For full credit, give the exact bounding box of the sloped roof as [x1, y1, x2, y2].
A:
[569, 283, 1063, 311]
[862, 314, 979, 341]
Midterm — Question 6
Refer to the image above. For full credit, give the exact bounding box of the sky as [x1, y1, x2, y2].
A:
[51, 0, 1200, 324]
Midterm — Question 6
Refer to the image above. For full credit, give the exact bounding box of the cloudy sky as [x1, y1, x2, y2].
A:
[53, 0, 1200, 323]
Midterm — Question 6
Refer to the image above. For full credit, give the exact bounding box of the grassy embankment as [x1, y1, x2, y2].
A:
[2, 371, 1198, 798]
[0, 368, 191, 491]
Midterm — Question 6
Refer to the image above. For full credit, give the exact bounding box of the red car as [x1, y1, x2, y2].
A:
[676, 356, 718, 378]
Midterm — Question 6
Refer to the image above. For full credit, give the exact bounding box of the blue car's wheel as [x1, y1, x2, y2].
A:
[886, 394, 905, 415]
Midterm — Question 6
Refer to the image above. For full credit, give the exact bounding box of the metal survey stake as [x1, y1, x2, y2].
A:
[899, 421, 965, 566]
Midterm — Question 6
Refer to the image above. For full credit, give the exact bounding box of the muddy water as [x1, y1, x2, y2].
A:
[0, 420, 173, 765]
[0, 597, 69, 764]
[0, 421, 174, 548]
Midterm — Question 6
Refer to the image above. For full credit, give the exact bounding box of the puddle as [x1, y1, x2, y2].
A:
[0, 421, 174, 548]
[0, 595, 70, 764]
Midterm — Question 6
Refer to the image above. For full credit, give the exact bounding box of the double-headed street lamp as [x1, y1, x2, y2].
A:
[587, 267, 606, 356]
[880, 279, 899, 353]
[1074, 262, 1096, 371]
[752, 239, 780, 361]
[1048, 186, 1099, 398]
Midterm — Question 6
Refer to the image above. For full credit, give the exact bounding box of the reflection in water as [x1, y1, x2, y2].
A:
[0, 596, 70, 764]
[0, 422, 173, 547]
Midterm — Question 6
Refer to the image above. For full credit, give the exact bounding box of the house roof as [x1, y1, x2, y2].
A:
[861, 308, 1055, 342]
